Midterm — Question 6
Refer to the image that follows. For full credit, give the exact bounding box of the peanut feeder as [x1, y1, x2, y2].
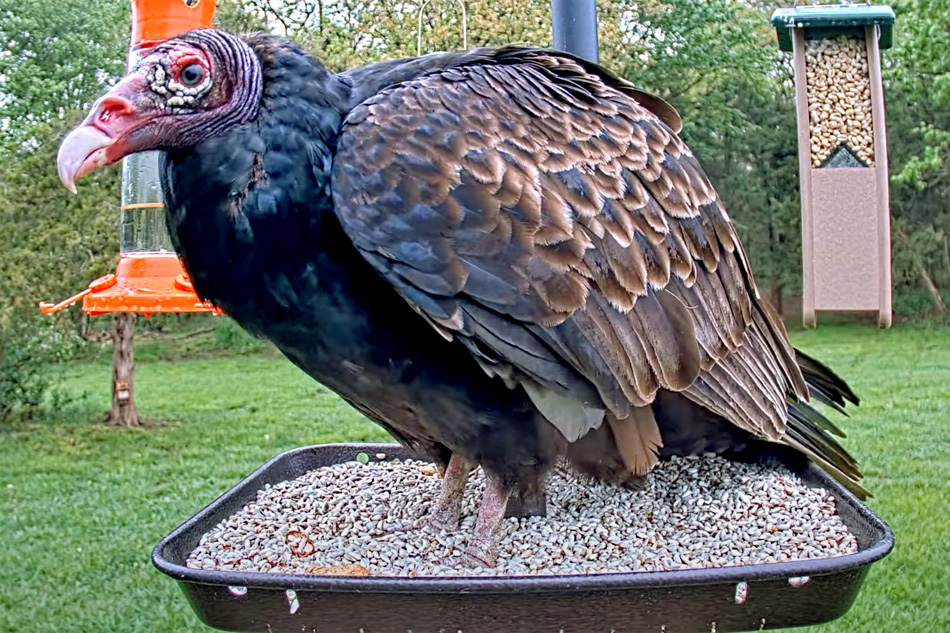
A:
[772, 3, 896, 328]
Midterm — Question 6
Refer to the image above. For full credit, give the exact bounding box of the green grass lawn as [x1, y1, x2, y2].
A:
[1, 325, 948, 632]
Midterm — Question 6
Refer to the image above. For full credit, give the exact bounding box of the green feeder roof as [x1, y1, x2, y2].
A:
[772, 4, 896, 52]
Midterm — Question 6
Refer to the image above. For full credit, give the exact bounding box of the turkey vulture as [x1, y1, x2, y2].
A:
[57, 30, 863, 566]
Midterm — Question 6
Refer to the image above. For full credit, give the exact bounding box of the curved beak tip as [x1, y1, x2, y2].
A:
[61, 173, 78, 195]
[56, 125, 116, 194]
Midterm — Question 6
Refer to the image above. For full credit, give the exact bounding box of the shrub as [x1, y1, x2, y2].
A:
[0, 314, 80, 423]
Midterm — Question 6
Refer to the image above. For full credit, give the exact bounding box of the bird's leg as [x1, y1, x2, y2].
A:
[462, 474, 509, 567]
[425, 453, 475, 533]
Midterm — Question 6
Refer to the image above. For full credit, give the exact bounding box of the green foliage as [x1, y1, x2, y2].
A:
[0, 311, 80, 422]
[0, 0, 128, 150]
[882, 0, 950, 311]
[888, 0, 950, 187]
[0, 115, 121, 332]
[214, 0, 270, 33]
[893, 291, 950, 327]
[0, 321, 51, 421]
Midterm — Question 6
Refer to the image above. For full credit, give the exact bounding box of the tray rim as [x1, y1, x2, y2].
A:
[153, 442, 894, 595]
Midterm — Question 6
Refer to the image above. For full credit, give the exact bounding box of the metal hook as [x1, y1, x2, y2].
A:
[417, 0, 468, 56]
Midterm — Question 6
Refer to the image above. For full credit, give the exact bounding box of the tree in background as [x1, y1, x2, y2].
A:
[0, 0, 129, 150]
[0, 0, 129, 422]
[886, 0, 950, 314]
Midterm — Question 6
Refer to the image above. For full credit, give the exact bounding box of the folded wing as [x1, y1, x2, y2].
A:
[330, 47, 811, 473]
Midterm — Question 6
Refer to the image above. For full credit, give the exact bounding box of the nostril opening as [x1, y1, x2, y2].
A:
[97, 97, 136, 124]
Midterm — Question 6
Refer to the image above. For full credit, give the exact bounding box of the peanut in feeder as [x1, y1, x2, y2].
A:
[805, 35, 875, 168]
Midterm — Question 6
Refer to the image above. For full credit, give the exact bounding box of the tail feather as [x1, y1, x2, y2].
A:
[796, 349, 860, 406]
[785, 348, 867, 498]
[795, 398, 847, 438]
[783, 429, 871, 499]
[807, 385, 850, 417]
[786, 405, 859, 476]
[563, 345, 869, 500]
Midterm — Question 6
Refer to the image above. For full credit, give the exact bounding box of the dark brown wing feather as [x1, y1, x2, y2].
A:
[331, 47, 806, 454]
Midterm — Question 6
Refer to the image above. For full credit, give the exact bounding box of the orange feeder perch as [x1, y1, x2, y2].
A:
[40, 0, 220, 318]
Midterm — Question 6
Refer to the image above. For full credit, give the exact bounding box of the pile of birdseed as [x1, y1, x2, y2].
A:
[186, 456, 858, 577]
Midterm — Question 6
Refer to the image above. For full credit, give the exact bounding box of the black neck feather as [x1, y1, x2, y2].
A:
[162, 34, 352, 320]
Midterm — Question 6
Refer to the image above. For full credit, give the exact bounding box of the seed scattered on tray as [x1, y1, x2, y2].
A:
[186, 456, 858, 577]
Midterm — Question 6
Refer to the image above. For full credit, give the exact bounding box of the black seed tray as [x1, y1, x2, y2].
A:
[152, 443, 893, 633]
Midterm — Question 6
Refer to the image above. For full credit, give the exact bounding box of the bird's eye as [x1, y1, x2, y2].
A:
[180, 64, 205, 86]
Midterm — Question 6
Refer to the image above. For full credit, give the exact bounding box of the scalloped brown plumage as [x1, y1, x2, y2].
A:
[332, 47, 814, 478]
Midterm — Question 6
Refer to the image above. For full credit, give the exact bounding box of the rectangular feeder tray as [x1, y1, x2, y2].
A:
[153, 443, 893, 633]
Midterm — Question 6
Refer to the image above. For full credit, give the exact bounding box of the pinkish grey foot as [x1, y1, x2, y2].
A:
[462, 474, 509, 567]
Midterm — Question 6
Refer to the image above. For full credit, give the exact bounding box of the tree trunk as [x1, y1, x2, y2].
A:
[769, 278, 785, 320]
[916, 260, 947, 314]
[943, 233, 950, 288]
[108, 312, 139, 427]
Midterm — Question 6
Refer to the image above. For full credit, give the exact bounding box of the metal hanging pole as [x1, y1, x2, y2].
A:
[550, 0, 599, 63]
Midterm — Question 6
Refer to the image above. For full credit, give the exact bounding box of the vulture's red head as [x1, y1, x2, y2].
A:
[57, 29, 261, 192]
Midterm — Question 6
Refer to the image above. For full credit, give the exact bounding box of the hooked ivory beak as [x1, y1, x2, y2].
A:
[57, 126, 116, 194]
[57, 75, 151, 193]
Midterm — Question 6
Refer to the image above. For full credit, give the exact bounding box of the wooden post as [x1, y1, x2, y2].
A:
[108, 312, 139, 427]
[791, 28, 817, 329]
[865, 24, 893, 328]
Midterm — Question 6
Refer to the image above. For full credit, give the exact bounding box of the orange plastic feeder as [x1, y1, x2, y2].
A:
[40, 0, 220, 318]
[40, 254, 219, 317]
[132, 0, 216, 48]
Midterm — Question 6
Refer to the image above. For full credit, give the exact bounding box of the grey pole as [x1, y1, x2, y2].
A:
[550, 0, 599, 63]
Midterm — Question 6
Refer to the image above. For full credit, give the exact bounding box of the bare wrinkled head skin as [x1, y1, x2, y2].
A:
[57, 29, 260, 192]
